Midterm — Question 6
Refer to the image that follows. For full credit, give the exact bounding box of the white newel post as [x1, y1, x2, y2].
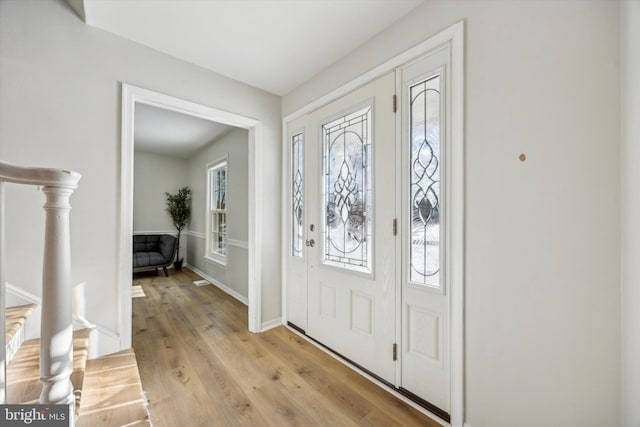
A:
[39, 186, 75, 413]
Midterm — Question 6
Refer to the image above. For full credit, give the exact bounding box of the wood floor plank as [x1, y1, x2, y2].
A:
[77, 349, 151, 427]
[133, 269, 440, 427]
[172, 287, 360, 426]
[269, 326, 441, 427]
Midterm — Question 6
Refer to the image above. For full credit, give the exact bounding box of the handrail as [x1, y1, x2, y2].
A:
[0, 160, 81, 188]
[0, 159, 81, 423]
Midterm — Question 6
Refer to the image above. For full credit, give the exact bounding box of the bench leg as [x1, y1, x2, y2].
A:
[163, 266, 169, 277]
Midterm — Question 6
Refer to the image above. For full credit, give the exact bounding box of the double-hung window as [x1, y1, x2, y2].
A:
[206, 159, 227, 264]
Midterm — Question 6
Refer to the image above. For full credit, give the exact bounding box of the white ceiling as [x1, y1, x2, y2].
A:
[82, 0, 424, 96]
[134, 103, 235, 158]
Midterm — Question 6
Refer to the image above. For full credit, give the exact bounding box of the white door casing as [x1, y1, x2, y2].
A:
[121, 84, 263, 348]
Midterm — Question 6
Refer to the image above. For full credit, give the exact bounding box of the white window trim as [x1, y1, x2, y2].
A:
[205, 156, 228, 266]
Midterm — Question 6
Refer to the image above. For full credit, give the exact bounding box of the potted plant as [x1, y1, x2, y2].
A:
[165, 186, 191, 269]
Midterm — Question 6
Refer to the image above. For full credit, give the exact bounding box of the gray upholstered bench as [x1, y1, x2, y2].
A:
[133, 234, 177, 277]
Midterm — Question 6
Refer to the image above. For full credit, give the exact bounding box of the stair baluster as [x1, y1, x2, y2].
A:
[40, 186, 75, 407]
[0, 161, 81, 417]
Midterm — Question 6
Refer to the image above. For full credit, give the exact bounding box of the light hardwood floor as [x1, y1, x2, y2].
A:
[132, 268, 440, 427]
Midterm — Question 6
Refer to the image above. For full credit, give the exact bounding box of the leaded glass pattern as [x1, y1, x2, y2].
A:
[291, 132, 304, 257]
[322, 106, 372, 273]
[410, 75, 441, 286]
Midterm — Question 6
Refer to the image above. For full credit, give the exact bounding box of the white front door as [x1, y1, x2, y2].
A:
[285, 44, 458, 420]
[305, 72, 397, 383]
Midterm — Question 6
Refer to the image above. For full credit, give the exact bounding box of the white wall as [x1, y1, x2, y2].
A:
[0, 0, 282, 334]
[284, 1, 621, 426]
[187, 127, 249, 300]
[621, 1, 640, 426]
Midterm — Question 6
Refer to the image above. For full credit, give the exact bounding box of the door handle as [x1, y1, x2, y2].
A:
[305, 239, 315, 247]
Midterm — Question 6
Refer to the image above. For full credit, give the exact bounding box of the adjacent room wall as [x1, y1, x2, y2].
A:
[621, 1, 640, 426]
[133, 150, 189, 262]
[0, 0, 282, 337]
[187, 127, 249, 301]
[133, 150, 189, 233]
[284, 1, 621, 426]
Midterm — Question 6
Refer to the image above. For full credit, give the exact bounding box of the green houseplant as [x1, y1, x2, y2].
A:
[165, 186, 191, 269]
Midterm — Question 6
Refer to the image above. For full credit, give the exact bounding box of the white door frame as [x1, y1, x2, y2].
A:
[120, 84, 263, 349]
[281, 21, 464, 427]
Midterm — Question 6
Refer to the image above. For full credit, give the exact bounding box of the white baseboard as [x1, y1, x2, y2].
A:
[261, 317, 282, 332]
[186, 264, 249, 305]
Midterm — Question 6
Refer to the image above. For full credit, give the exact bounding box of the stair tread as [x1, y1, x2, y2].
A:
[77, 348, 151, 427]
[6, 327, 92, 405]
[5, 304, 37, 343]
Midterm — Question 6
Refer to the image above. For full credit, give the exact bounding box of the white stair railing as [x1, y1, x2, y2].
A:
[0, 160, 81, 412]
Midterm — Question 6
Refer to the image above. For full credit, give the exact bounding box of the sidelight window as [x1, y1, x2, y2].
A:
[291, 132, 304, 257]
[409, 75, 441, 287]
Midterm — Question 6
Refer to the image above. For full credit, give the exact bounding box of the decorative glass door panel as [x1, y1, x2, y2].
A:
[322, 106, 372, 274]
[286, 117, 309, 330]
[409, 75, 441, 287]
[291, 132, 304, 258]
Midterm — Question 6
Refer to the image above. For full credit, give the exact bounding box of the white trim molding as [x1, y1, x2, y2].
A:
[204, 255, 227, 269]
[5, 282, 40, 305]
[188, 231, 247, 250]
[281, 21, 464, 427]
[186, 264, 248, 305]
[185, 230, 206, 239]
[448, 21, 465, 427]
[227, 238, 249, 249]
[121, 83, 263, 347]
